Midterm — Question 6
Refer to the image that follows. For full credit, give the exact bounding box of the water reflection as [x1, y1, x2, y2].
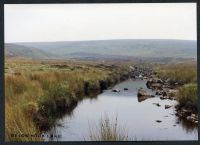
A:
[175, 116, 198, 133]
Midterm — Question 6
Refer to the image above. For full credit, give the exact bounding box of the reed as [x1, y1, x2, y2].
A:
[88, 116, 129, 141]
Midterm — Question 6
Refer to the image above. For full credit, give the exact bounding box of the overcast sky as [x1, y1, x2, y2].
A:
[4, 3, 197, 43]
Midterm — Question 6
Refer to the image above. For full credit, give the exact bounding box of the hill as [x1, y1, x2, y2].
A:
[5, 39, 197, 60]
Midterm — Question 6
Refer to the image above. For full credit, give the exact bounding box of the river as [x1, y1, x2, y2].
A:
[45, 79, 198, 141]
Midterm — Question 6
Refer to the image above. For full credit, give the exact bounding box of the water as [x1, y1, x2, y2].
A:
[45, 79, 198, 141]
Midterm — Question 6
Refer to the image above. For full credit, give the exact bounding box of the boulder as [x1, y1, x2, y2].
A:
[124, 88, 128, 91]
[137, 88, 149, 97]
[137, 88, 154, 102]
[112, 89, 120, 93]
[151, 83, 162, 89]
[156, 90, 167, 96]
[160, 96, 168, 100]
[153, 103, 161, 107]
[165, 105, 172, 109]
[156, 120, 162, 123]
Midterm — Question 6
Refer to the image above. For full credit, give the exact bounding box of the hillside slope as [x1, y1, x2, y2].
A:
[5, 39, 197, 60]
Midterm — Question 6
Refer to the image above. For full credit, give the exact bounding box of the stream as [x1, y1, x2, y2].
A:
[45, 79, 198, 141]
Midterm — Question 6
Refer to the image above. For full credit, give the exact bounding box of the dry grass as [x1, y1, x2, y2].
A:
[177, 83, 197, 111]
[5, 59, 130, 141]
[156, 62, 197, 112]
[156, 63, 197, 84]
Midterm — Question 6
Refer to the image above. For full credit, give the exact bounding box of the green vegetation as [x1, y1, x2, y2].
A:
[5, 58, 131, 141]
[88, 116, 129, 141]
[156, 63, 197, 84]
[177, 83, 197, 112]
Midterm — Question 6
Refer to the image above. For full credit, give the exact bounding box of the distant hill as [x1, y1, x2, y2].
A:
[5, 43, 55, 59]
[5, 39, 197, 60]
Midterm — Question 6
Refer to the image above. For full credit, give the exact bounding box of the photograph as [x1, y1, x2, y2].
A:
[4, 3, 198, 141]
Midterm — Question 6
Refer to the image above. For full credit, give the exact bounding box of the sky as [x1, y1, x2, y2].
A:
[4, 3, 197, 43]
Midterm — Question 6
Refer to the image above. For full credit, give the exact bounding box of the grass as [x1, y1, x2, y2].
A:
[177, 83, 197, 112]
[156, 62, 197, 84]
[88, 116, 130, 141]
[155, 62, 198, 113]
[5, 58, 131, 141]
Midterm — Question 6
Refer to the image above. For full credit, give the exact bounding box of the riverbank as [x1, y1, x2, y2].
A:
[133, 63, 198, 124]
[5, 59, 132, 141]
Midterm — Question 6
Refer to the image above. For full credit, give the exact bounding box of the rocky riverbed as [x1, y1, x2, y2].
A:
[129, 65, 198, 125]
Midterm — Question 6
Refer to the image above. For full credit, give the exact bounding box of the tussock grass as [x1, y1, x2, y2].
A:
[156, 62, 197, 112]
[156, 63, 197, 84]
[88, 116, 129, 141]
[177, 83, 197, 111]
[5, 59, 130, 141]
[5, 102, 42, 141]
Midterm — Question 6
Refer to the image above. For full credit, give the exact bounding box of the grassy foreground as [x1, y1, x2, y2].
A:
[5, 58, 131, 141]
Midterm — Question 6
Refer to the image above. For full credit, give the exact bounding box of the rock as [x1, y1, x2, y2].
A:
[182, 109, 192, 116]
[186, 116, 194, 122]
[156, 120, 162, 123]
[156, 90, 167, 96]
[155, 91, 162, 95]
[143, 76, 148, 80]
[165, 105, 172, 109]
[138, 96, 149, 102]
[174, 82, 179, 85]
[167, 89, 178, 97]
[146, 81, 152, 89]
[124, 88, 128, 91]
[137, 88, 148, 97]
[160, 96, 168, 100]
[153, 103, 161, 107]
[186, 114, 198, 123]
[139, 74, 143, 78]
[112, 89, 120, 93]
[157, 79, 163, 83]
[163, 91, 167, 96]
[151, 83, 162, 89]
[137, 89, 154, 102]
[146, 78, 163, 90]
